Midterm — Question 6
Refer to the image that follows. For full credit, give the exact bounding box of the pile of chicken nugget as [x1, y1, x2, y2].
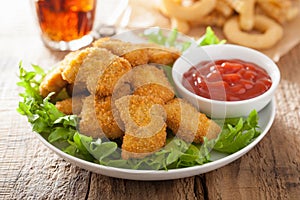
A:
[39, 38, 221, 160]
[159, 0, 299, 49]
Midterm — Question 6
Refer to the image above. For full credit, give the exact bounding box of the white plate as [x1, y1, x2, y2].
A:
[34, 98, 276, 180]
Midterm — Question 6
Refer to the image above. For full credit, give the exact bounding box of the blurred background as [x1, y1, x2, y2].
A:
[0, 0, 299, 64]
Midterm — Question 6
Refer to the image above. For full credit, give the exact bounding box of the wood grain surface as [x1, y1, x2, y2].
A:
[0, 1, 299, 200]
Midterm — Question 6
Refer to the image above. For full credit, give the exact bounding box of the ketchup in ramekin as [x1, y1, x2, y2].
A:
[182, 59, 272, 101]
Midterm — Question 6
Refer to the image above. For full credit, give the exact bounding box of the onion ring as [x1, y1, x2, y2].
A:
[170, 17, 190, 33]
[161, 0, 217, 21]
[225, 0, 256, 31]
[223, 15, 283, 49]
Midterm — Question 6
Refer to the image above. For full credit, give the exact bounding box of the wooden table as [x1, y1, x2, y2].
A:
[1, 1, 300, 199]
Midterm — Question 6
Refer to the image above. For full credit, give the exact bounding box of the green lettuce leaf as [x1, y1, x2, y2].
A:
[142, 28, 191, 51]
[143, 26, 226, 52]
[17, 64, 92, 161]
[213, 110, 261, 154]
[199, 27, 226, 46]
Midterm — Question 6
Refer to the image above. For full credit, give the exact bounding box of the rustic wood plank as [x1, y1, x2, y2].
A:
[194, 175, 208, 199]
[204, 44, 300, 200]
[9, 150, 91, 200]
[88, 174, 205, 200]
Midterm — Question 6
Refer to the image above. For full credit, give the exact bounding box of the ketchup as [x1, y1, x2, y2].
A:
[182, 59, 272, 101]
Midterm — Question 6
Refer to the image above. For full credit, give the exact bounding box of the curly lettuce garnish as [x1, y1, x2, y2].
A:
[213, 110, 261, 154]
[142, 28, 192, 51]
[199, 27, 226, 46]
[142, 26, 226, 52]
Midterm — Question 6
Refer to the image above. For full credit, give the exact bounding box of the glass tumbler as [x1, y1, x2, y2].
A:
[34, 0, 97, 51]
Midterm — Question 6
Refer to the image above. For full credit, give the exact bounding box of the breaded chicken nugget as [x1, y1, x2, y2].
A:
[94, 95, 124, 140]
[80, 95, 127, 140]
[39, 49, 93, 98]
[66, 82, 90, 97]
[60, 49, 94, 84]
[55, 96, 84, 115]
[79, 95, 104, 138]
[132, 46, 179, 66]
[115, 95, 167, 159]
[39, 63, 68, 98]
[130, 65, 175, 103]
[95, 57, 132, 97]
[93, 37, 137, 56]
[145, 46, 180, 65]
[93, 38, 149, 67]
[122, 49, 150, 67]
[111, 80, 132, 100]
[115, 95, 166, 131]
[80, 49, 124, 94]
[55, 98, 73, 115]
[163, 98, 221, 143]
[60, 47, 121, 94]
[93, 38, 180, 66]
[121, 124, 167, 160]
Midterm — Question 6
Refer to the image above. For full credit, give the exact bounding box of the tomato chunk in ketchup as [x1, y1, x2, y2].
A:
[182, 59, 272, 101]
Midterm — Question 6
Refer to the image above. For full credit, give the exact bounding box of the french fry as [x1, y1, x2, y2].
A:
[257, 1, 299, 23]
[189, 11, 227, 27]
[239, 0, 255, 31]
[215, 0, 234, 17]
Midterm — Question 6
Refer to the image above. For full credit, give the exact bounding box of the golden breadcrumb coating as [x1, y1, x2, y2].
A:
[55, 98, 73, 115]
[79, 48, 120, 94]
[60, 48, 94, 84]
[93, 38, 149, 67]
[121, 124, 167, 159]
[115, 95, 165, 129]
[122, 49, 150, 67]
[93, 37, 136, 56]
[163, 98, 221, 143]
[39, 64, 68, 98]
[66, 82, 90, 97]
[93, 37, 180, 66]
[111, 81, 132, 100]
[115, 95, 167, 159]
[130, 65, 175, 103]
[94, 95, 124, 139]
[79, 95, 104, 138]
[133, 83, 174, 103]
[95, 57, 132, 97]
[59, 47, 122, 94]
[40, 47, 115, 97]
[147, 47, 180, 65]
[55, 96, 84, 115]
